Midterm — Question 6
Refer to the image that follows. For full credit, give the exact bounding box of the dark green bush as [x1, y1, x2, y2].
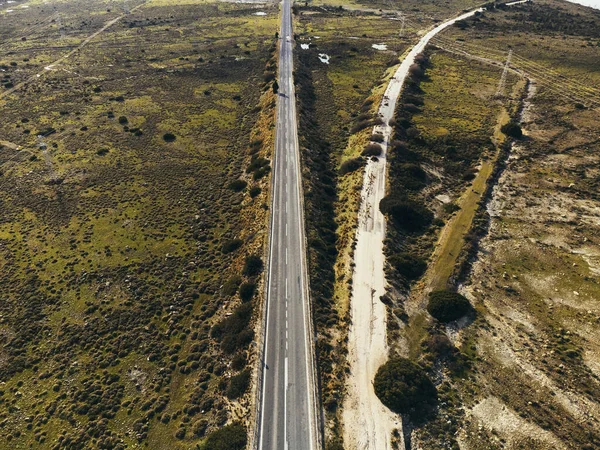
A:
[222, 239, 243, 254]
[388, 253, 426, 281]
[203, 423, 247, 450]
[211, 303, 253, 341]
[118, 116, 128, 124]
[242, 255, 263, 276]
[427, 290, 471, 323]
[223, 275, 242, 296]
[500, 121, 523, 138]
[379, 196, 432, 232]
[225, 369, 250, 399]
[249, 186, 261, 198]
[239, 282, 256, 302]
[362, 143, 382, 157]
[339, 157, 363, 175]
[370, 133, 385, 143]
[163, 133, 176, 142]
[374, 357, 437, 418]
[228, 179, 248, 192]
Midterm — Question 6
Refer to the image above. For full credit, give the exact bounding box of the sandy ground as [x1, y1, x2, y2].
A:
[342, 8, 483, 450]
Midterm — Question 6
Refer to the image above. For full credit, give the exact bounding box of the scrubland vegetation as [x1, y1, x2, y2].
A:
[0, 0, 278, 447]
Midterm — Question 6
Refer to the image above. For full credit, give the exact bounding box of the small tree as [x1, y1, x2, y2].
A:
[203, 423, 247, 450]
[242, 255, 263, 276]
[163, 133, 176, 142]
[272, 80, 279, 94]
[427, 290, 471, 323]
[374, 357, 437, 419]
[500, 121, 523, 138]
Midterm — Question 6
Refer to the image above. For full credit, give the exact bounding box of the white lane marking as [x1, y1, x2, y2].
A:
[284, 356, 289, 450]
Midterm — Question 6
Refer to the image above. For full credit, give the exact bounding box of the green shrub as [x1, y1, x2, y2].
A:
[202, 423, 247, 450]
[339, 157, 363, 175]
[388, 253, 426, 281]
[211, 303, 253, 341]
[242, 255, 263, 276]
[500, 121, 523, 138]
[163, 133, 176, 142]
[427, 290, 471, 323]
[225, 369, 250, 399]
[228, 179, 248, 192]
[118, 116, 128, 124]
[370, 133, 385, 143]
[222, 239, 243, 254]
[249, 186, 261, 198]
[223, 275, 242, 296]
[231, 353, 247, 371]
[379, 196, 432, 232]
[239, 282, 256, 302]
[374, 357, 437, 418]
[362, 143, 382, 157]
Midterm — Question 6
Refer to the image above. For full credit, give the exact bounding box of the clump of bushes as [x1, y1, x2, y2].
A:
[379, 195, 432, 232]
[249, 186, 261, 198]
[228, 179, 248, 192]
[374, 357, 437, 419]
[211, 303, 254, 354]
[501, 121, 523, 138]
[427, 290, 471, 323]
[371, 133, 384, 143]
[242, 255, 263, 276]
[239, 282, 256, 302]
[222, 239, 243, 254]
[163, 133, 176, 142]
[223, 275, 242, 296]
[203, 423, 247, 450]
[225, 369, 250, 399]
[339, 157, 363, 175]
[388, 252, 426, 281]
[362, 143, 382, 157]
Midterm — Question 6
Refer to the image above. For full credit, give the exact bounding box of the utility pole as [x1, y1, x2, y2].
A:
[56, 12, 66, 39]
[495, 49, 513, 98]
[399, 13, 405, 38]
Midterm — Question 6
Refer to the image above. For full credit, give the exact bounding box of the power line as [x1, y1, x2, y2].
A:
[495, 49, 512, 98]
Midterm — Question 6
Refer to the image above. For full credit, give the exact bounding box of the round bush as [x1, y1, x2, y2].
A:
[500, 121, 523, 138]
[374, 357, 437, 418]
[379, 196, 432, 232]
[204, 423, 247, 450]
[427, 290, 471, 323]
[362, 143, 382, 157]
[388, 253, 426, 281]
[242, 255, 263, 276]
[163, 133, 176, 142]
[228, 179, 248, 192]
[239, 282, 256, 302]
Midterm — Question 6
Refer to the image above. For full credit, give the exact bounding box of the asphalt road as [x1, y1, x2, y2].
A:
[256, 0, 319, 449]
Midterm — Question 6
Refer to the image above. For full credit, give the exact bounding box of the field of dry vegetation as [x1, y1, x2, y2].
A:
[0, 0, 279, 448]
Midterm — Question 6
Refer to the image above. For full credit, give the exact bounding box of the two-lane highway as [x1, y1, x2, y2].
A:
[256, 0, 320, 449]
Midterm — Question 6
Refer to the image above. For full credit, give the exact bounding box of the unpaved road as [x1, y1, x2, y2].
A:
[0, 2, 145, 101]
[342, 8, 484, 450]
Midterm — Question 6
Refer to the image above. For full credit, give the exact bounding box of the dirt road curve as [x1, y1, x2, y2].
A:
[342, 7, 484, 450]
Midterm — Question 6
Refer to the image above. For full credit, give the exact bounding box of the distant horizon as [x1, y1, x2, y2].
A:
[565, 0, 600, 9]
